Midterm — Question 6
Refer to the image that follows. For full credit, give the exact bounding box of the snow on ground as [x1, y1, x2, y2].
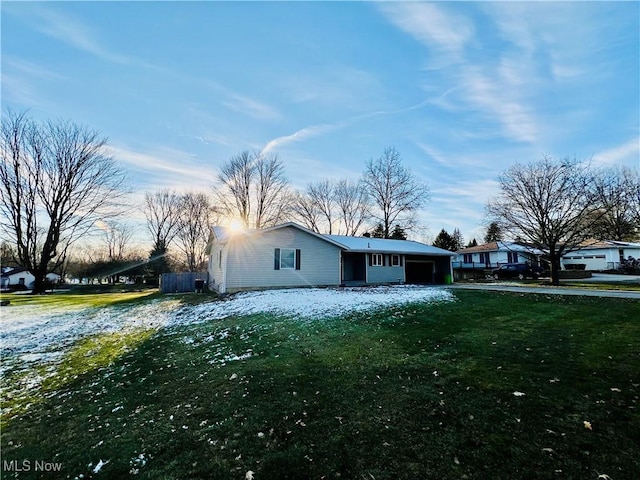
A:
[182, 285, 454, 323]
[0, 286, 454, 404]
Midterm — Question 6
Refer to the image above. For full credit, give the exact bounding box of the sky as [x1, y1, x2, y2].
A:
[2, 1, 639, 245]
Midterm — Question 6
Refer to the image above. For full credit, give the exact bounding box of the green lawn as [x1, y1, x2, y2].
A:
[1, 290, 639, 479]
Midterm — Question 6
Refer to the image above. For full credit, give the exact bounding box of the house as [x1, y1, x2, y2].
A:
[1, 267, 62, 291]
[561, 240, 640, 271]
[207, 222, 454, 294]
[453, 241, 545, 279]
[455, 241, 545, 269]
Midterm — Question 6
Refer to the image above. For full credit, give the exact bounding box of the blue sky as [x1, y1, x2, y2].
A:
[2, 1, 639, 244]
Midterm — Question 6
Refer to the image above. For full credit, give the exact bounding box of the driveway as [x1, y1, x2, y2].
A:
[450, 282, 640, 300]
[563, 273, 640, 284]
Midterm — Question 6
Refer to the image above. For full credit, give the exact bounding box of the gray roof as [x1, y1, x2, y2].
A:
[325, 234, 454, 256]
[210, 222, 454, 257]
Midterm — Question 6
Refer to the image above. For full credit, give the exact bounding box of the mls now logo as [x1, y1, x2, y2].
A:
[3, 460, 63, 472]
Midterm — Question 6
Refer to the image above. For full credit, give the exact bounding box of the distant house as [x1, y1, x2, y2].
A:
[1, 267, 61, 291]
[561, 240, 640, 271]
[453, 241, 545, 279]
[207, 222, 455, 294]
[455, 241, 545, 269]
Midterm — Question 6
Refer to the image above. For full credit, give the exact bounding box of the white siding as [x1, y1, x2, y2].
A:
[562, 246, 640, 270]
[208, 244, 228, 293]
[225, 226, 341, 292]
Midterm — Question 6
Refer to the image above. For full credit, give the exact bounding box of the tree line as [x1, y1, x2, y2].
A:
[2, 111, 638, 292]
[1, 112, 428, 291]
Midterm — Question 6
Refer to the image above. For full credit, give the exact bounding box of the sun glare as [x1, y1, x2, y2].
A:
[228, 219, 245, 233]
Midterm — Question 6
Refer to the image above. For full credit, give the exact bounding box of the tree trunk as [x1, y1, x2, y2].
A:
[31, 271, 47, 294]
[549, 252, 562, 286]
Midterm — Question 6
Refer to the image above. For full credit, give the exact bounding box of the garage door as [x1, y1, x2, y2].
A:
[405, 261, 434, 284]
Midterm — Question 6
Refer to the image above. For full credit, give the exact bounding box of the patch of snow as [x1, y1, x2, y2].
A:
[1, 286, 454, 414]
[181, 285, 454, 323]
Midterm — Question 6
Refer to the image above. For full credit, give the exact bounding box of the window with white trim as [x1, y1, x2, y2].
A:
[280, 248, 296, 269]
[372, 253, 383, 266]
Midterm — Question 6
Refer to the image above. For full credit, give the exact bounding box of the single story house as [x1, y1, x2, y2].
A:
[454, 241, 545, 269]
[207, 222, 454, 294]
[561, 240, 640, 271]
[1, 267, 61, 290]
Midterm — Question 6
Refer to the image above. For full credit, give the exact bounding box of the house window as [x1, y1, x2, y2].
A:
[18, 278, 25, 285]
[391, 255, 400, 266]
[372, 253, 383, 266]
[479, 252, 490, 265]
[463, 254, 472, 263]
[274, 248, 301, 270]
[218, 250, 222, 269]
[619, 249, 625, 262]
[280, 248, 296, 269]
[507, 252, 518, 263]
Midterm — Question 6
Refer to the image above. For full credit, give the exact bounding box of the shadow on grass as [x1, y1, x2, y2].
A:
[1, 291, 639, 480]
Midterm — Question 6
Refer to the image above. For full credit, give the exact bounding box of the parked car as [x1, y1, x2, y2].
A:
[491, 263, 544, 280]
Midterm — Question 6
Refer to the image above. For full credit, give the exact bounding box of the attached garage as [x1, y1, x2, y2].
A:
[405, 259, 434, 284]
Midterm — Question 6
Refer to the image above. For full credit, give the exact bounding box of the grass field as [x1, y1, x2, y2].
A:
[1, 290, 638, 479]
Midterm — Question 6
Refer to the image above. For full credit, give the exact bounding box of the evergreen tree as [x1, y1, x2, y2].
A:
[390, 224, 408, 240]
[432, 229, 455, 251]
[466, 238, 478, 248]
[484, 222, 503, 243]
[369, 223, 385, 238]
[452, 228, 464, 251]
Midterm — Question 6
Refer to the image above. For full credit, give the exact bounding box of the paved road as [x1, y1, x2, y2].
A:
[450, 283, 640, 300]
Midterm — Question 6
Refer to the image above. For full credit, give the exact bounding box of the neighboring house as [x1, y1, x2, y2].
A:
[561, 240, 640, 271]
[207, 222, 454, 294]
[454, 242, 545, 270]
[0, 267, 61, 290]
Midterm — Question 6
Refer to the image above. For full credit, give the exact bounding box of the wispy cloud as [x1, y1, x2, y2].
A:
[109, 145, 218, 192]
[592, 138, 640, 168]
[459, 66, 538, 144]
[24, 6, 135, 65]
[261, 124, 337, 155]
[1, 56, 67, 106]
[221, 93, 281, 121]
[377, 2, 474, 59]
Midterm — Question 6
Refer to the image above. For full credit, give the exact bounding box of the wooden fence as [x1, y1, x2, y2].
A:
[159, 271, 208, 294]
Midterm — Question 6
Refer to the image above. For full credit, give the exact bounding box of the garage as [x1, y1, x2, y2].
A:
[405, 260, 434, 284]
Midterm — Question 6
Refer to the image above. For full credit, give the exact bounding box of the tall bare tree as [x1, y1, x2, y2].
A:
[362, 147, 429, 238]
[176, 191, 216, 271]
[307, 179, 336, 234]
[254, 153, 290, 229]
[486, 156, 606, 285]
[102, 221, 133, 261]
[334, 179, 370, 236]
[143, 189, 183, 277]
[290, 191, 322, 233]
[590, 166, 640, 241]
[216, 151, 290, 229]
[217, 151, 254, 227]
[0, 110, 126, 293]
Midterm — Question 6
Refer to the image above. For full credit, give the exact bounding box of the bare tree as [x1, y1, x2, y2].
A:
[216, 151, 290, 229]
[590, 166, 640, 241]
[0, 110, 126, 293]
[143, 189, 183, 276]
[216, 151, 254, 227]
[307, 179, 337, 234]
[290, 191, 322, 233]
[334, 179, 370, 236]
[176, 191, 216, 271]
[486, 156, 606, 285]
[362, 147, 429, 238]
[102, 221, 133, 261]
[254, 153, 290, 229]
